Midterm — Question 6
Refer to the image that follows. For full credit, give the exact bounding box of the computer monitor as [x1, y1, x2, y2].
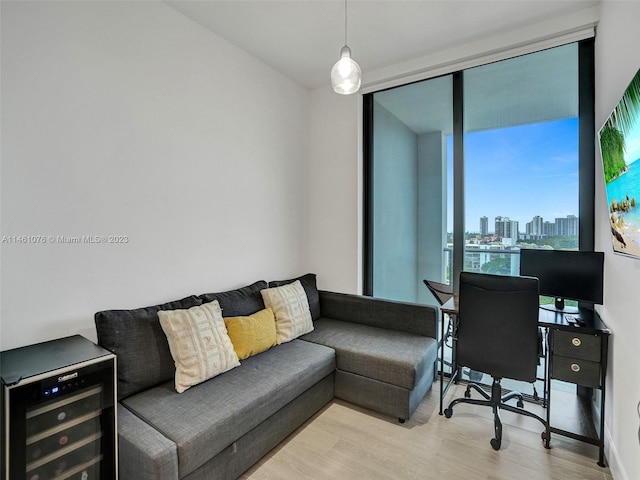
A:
[519, 249, 604, 313]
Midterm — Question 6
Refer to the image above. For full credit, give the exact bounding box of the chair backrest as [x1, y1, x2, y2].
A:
[423, 279, 453, 306]
[457, 272, 540, 383]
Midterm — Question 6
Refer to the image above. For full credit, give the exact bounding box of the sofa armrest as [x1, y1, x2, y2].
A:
[117, 404, 179, 480]
[318, 291, 437, 339]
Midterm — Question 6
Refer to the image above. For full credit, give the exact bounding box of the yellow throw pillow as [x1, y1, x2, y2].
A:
[159, 300, 240, 393]
[224, 308, 277, 360]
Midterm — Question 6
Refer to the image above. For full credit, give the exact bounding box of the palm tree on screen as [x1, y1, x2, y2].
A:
[600, 69, 640, 183]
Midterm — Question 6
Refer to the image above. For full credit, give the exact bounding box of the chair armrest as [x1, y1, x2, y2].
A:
[318, 290, 437, 338]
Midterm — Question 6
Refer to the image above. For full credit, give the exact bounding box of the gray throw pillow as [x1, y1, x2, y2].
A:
[95, 295, 202, 400]
[198, 280, 268, 317]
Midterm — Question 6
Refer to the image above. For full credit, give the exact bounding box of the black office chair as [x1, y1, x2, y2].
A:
[443, 272, 547, 450]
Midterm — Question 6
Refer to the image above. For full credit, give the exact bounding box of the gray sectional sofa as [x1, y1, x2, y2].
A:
[95, 274, 438, 480]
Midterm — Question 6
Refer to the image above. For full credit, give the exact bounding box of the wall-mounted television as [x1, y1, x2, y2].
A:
[598, 68, 640, 259]
[519, 248, 604, 313]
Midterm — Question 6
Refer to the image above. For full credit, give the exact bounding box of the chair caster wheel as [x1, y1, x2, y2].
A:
[517, 399, 524, 408]
[464, 389, 471, 398]
[490, 438, 501, 450]
[541, 431, 551, 448]
[444, 408, 453, 418]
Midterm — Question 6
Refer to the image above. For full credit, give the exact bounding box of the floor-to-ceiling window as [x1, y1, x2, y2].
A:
[364, 40, 594, 306]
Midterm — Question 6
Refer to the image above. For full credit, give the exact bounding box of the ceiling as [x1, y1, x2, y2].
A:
[166, 0, 599, 90]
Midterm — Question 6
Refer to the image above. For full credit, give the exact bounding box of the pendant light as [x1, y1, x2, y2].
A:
[331, 0, 361, 95]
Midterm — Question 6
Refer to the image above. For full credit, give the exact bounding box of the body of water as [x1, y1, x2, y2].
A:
[606, 160, 640, 227]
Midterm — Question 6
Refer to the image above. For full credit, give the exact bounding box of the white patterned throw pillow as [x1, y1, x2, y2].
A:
[261, 280, 314, 344]
[159, 300, 240, 393]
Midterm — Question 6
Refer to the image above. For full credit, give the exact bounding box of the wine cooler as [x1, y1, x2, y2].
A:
[1, 335, 117, 480]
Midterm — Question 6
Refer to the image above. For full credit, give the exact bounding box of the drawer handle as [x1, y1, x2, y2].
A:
[571, 337, 582, 347]
[571, 363, 581, 372]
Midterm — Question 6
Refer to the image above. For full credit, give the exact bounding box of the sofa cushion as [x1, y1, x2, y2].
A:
[159, 301, 240, 393]
[318, 291, 436, 337]
[198, 280, 267, 317]
[269, 273, 321, 320]
[121, 339, 335, 479]
[224, 308, 277, 360]
[301, 318, 437, 390]
[95, 295, 203, 400]
[261, 280, 314, 344]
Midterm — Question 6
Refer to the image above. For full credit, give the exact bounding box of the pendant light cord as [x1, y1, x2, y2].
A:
[344, 0, 348, 46]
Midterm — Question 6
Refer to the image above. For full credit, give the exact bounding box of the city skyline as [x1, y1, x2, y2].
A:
[474, 213, 578, 236]
[447, 117, 579, 232]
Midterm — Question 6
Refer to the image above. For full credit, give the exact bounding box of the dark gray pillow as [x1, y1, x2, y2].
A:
[198, 280, 268, 317]
[269, 273, 320, 321]
[95, 295, 202, 400]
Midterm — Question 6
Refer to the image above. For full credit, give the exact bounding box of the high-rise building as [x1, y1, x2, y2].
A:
[555, 215, 579, 237]
[526, 215, 544, 236]
[495, 216, 519, 240]
[567, 215, 578, 236]
[543, 221, 556, 237]
[495, 216, 508, 238]
[509, 220, 519, 240]
[480, 216, 488, 236]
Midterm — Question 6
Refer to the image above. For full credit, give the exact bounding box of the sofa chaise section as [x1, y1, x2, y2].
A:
[301, 291, 438, 421]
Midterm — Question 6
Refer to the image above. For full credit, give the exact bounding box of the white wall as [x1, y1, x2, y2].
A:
[594, 3, 640, 480]
[307, 86, 361, 294]
[0, 1, 310, 350]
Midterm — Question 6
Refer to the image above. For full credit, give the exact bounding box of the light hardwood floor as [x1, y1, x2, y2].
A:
[242, 380, 613, 480]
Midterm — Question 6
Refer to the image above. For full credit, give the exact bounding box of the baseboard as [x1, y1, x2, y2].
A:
[605, 423, 628, 480]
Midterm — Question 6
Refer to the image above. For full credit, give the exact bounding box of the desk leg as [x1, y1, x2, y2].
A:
[439, 310, 445, 415]
[543, 327, 551, 449]
[598, 334, 609, 467]
[439, 312, 459, 415]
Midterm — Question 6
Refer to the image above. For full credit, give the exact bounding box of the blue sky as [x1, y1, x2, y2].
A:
[447, 118, 580, 232]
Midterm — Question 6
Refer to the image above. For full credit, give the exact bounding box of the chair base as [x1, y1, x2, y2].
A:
[444, 377, 548, 451]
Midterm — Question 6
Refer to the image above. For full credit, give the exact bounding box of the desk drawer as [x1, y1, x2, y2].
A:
[552, 356, 601, 388]
[552, 330, 601, 362]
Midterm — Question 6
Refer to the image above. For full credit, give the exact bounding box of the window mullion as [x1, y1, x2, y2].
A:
[452, 71, 465, 293]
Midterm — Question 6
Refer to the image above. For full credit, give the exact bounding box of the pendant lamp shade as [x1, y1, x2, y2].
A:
[331, 0, 361, 95]
[331, 46, 361, 95]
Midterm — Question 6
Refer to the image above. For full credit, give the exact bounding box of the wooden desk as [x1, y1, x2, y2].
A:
[438, 299, 609, 466]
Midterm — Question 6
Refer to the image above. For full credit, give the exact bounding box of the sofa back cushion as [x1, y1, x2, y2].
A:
[198, 280, 267, 317]
[95, 295, 202, 400]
